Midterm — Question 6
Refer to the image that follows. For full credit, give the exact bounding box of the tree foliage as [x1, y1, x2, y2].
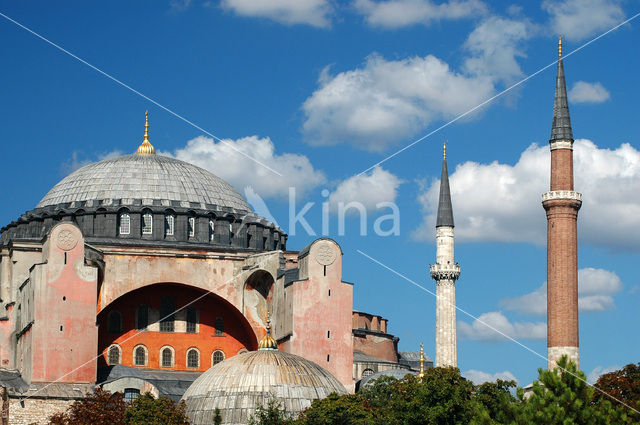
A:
[48, 388, 127, 425]
[124, 393, 190, 425]
[593, 362, 640, 413]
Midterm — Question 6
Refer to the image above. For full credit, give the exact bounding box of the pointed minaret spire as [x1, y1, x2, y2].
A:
[550, 36, 573, 142]
[436, 142, 454, 228]
[136, 110, 156, 155]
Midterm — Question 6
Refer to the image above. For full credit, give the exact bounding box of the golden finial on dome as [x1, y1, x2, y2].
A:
[443, 141, 447, 160]
[258, 311, 278, 351]
[558, 35, 562, 59]
[136, 110, 156, 155]
[418, 343, 425, 378]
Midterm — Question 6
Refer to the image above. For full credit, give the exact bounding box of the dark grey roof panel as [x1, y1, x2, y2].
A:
[436, 158, 454, 227]
[550, 59, 573, 141]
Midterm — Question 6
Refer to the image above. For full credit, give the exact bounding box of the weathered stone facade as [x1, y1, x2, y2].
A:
[8, 398, 74, 425]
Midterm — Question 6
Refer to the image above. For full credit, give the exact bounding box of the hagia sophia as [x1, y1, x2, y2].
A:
[0, 38, 581, 425]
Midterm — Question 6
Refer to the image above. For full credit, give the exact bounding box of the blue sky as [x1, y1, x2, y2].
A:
[1, 0, 638, 386]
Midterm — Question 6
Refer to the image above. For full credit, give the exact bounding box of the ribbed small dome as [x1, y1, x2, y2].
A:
[37, 154, 251, 212]
[182, 351, 347, 425]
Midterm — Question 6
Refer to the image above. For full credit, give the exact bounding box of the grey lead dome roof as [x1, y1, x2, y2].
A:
[182, 350, 347, 425]
[37, 154, 252, 212]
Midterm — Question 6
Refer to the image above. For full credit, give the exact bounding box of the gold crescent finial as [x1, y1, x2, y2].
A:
[558, 35, 562, 59]
[443, 141, 447, 160]
[258, 310, 278, 351]
[136, 110, 155, 155]
[418, 342, 425, 378]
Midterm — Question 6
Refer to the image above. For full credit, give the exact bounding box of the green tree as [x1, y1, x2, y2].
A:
[48, 388, 127, 425]
[471, 379, 518, 425]
[297, 393, 377, 425]
[514, 356, 633, 425]
[123, 393, 189, 425]
[249, 398, 296, 425]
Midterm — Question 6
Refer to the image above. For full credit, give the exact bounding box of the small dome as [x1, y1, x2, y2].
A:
[37, 154, 251, 212]
[182, 350, 347, 425]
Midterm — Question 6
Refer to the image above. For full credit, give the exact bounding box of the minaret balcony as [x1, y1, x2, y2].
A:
[429, 263, 461, 281]
[541, 191, 582, 202]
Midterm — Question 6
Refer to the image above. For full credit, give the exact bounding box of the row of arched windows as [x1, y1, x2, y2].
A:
[117, 210, 222, 240]
[106, 344, 229, 369]
[106, 303, 223, 335]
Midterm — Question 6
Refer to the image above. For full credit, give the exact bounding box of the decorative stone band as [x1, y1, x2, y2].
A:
[430, 263, 461, 281]
[541, 190, 582, 203]
[549, 140, 573, 150]
[548, 346, 579, 369]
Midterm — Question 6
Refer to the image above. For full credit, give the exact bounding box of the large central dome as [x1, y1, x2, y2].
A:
[37, 154, 251, 212]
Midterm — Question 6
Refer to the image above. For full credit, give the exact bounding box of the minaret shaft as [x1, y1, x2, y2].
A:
[543, 37, 581, 368]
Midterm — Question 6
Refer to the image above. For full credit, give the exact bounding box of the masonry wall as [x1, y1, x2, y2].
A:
[9, 398, 73, 425]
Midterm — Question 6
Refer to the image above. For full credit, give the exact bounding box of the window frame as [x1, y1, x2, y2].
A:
[212, 350, 225, 366]
[159, 296, 175, 333]
[188, 216, 196, 238]
[119, 213, 131, 235]
[165, 214, 175, 236]
[133, 345, 148, 367]
[142, 210, 153, 235]
[186, 307, 197, 334]
[214, 317, 224, 336]
[107, 344, 121, 365]
[160, 346, 175, 368]
[186, 348, 200, 369]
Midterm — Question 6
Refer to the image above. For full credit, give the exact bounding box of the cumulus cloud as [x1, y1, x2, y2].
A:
[353, 0, 487, 28]
[463, 16, 535, 85]
[587, 365, 620, 384]
[569, 81, 611, 103]
[542, 0, 625, 41]
[171, 135, 326, 199]
[328, 167, 403, 211]
[463, 369, 518, 385]
[302, 54, 495, 151]
[500, 268, 623, 315]
[458, 311, 546, 341]
[413, 140, 640, 250]
[220, 0, 333, 27]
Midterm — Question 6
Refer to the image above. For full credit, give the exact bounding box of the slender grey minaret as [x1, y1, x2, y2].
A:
[430, 143, 460, 368]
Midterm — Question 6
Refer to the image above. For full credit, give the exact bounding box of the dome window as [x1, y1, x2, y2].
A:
[209, 219, 215, 242]
[188, 217, 196, 238]
[124, 388, 140, 403]
[119, 213, 131, 235]
[161, 347, 174, 368]
[187, 348, 200, 369]
[212, 350, 225, 366]
[165, 214, 175, 236]
[107, 345, 121, 365]
[362, 368, 374, 378]
[134, 345, 148, 367]
[142, 211, 153, 235]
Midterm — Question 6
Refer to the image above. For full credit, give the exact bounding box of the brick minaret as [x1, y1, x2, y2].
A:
[542, 37, 582, 368]
[430, 143, 460, 367]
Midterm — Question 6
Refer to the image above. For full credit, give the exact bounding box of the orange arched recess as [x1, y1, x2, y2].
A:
[97, 282, 258, 372]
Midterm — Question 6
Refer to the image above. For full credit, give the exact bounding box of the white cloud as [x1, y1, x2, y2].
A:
[500, 268, 623, 315]
[413, 140, 640, 250]
[220, 0, 333, 27]
[587, 365, 620, 384]
[569, 81, 611, 103]
[458, 311, 546, 341]
[328, 166, 403, 211]
[542, 0, 625, 41]
[61, 150, 123, 176]
[171, 135, 326, 199]
[463, 369, 518, 385]
[302, 54, 495, 151]
[463, 16, 535, 85]
[353, 0, 487, 28]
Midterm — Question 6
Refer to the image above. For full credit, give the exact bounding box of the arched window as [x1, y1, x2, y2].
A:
[119, 213, 131, 235]
[107, 345, 121, 365]
[212, 350, 225, 366]
[134, 345, 147, 366]
[165, 214, 175, 236]
[136, 305, 148, 330]
[187, 348, 200, 369]
[209, 219, 215, 242]
[159, 296, 175, 332]
[188, 216, 196, 238]
[161, 347, 174, 368]
[186, 307, 197, 334]
[362, 368, 375, 378]
[214, 317, 224, 336]
[142, 210, 153, 235]
[108, 311, 122, 333]
[124, 388, 140, 403]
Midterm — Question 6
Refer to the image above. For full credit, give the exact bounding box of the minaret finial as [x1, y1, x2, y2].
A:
[258, 311, 278, 350]
[418, 343, 425, 378]
[136, 110, 156, 155]
[558, 35, 562, 59]
[443, 141, 447, 160]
